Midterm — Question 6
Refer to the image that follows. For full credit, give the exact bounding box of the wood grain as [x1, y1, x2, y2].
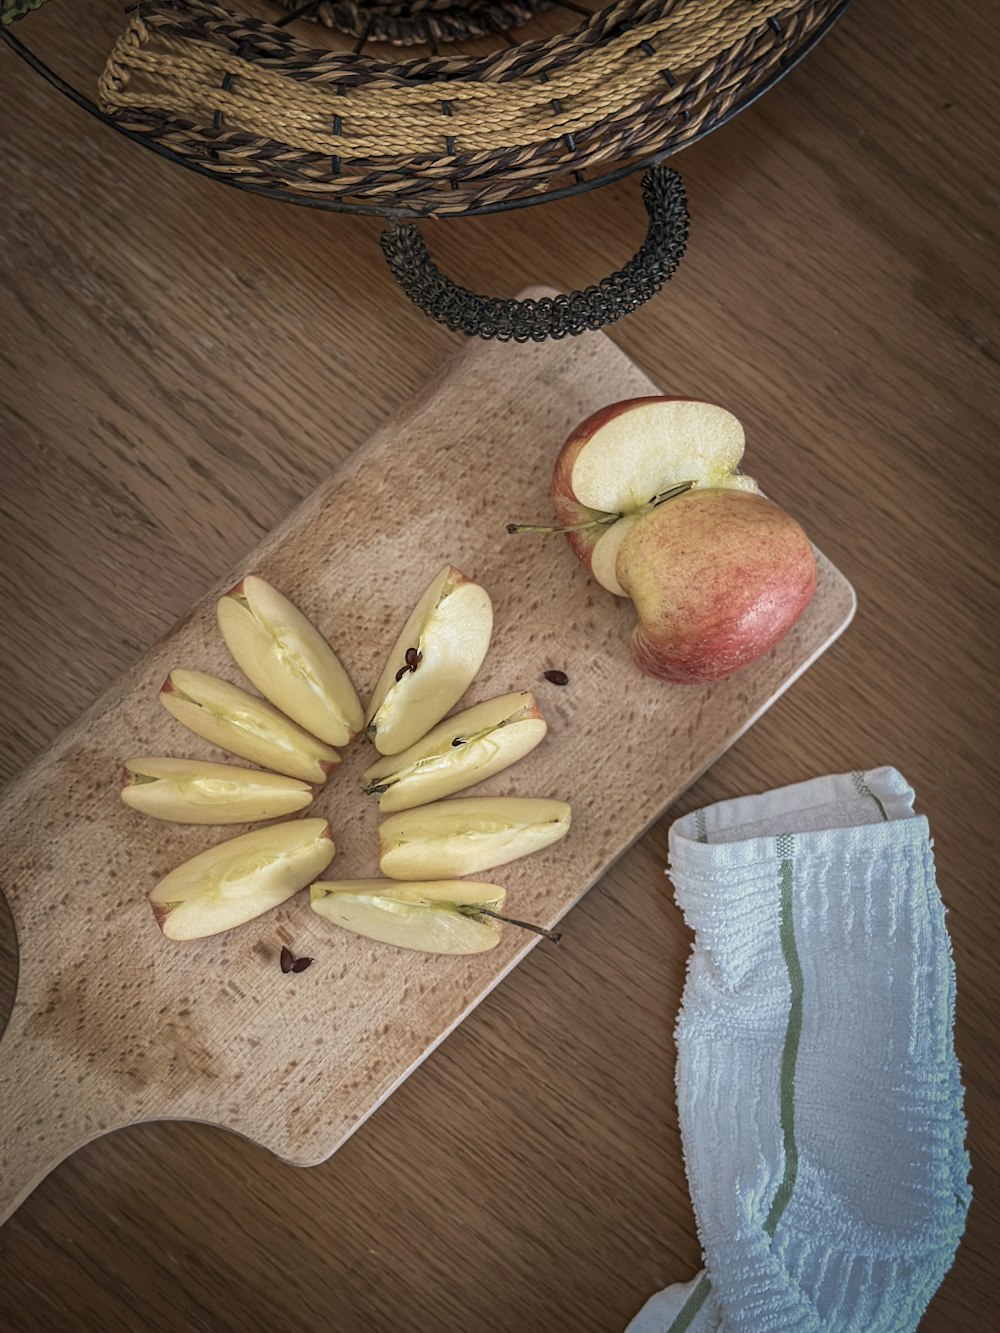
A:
[0, 323, 853, 1227]
[0, 0, 997, 1330]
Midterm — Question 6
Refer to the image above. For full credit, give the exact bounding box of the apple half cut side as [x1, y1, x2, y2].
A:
[122, 756, 313, 824]
[365, 564, 493, 756]
[217, 576, 364, 748]
[149, 818, 335, 940]
[379, 796, 571, 880]
[362, 691, 547, 812]
[160, 669, 340, 784]
[549, 398, 759, 595]
[311, 879, 506, 954]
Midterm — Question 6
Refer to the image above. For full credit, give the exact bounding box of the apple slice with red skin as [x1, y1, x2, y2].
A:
[379, 796, 571, 880]
[310, 879, 506, 955]
[160, 669, 340, 783]
[149, 818, 335, 940]
[122, 756, 313, 824]
[550, 397, 756, 595]
[362, 691, 547, 812]
[217, 575, 363, 748]
[365, 565, 493, 757]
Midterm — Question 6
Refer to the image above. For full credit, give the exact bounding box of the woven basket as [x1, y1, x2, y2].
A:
[3, 0, 851, 338]
[275, 0, 554, 47]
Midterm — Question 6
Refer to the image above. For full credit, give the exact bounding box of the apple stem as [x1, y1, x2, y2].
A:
[506, 514, 618, 535]
[507, 483, 697, 537]
[648, 480, 697, 507]
[471, 906, 562, 942]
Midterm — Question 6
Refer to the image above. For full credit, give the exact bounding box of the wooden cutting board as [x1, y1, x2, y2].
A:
[0, 323, 855, 1226]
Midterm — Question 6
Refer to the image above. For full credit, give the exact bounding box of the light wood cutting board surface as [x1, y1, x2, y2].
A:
[0, 326, 853, 1225]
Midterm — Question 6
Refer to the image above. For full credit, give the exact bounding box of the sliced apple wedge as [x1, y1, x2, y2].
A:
[556, 397, 747, 515]
[379, 796, 571, 880]
[588, 512, 643, 599]
[365, 565, 493, 756]
[150, 818, 335, 940]
[311, 879, 505, 954]
[217, 575, 363, 747]
[160, 669, 339, 783]
[122, 756, 313, 824]
[362, 691, 546, 812]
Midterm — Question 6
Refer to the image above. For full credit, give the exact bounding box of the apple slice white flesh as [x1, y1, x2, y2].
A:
[590, 474, 760, 596]
[311, 879, 505, 954]
[569, 399, 747, 514]
[365, 565, 493, 756]
[589, 513, 643, 598]
[150, 818, 335, 940]
[160, 669, 339, 784]
[217, 576, 363, 747]
[122, 756, 312, 824]
[362, 691, 546, 812]
[379, 796, 571, 880]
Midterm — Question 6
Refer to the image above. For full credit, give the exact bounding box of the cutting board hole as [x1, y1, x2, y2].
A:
[0, 890, 17, 1044]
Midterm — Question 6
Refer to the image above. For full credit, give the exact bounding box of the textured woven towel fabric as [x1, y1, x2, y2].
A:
[627, 768, 971, 1333]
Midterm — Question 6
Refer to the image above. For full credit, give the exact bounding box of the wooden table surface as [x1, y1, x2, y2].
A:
[0, 1, 996, 1330]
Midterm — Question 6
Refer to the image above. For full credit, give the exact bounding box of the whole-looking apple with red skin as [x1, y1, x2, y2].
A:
[546, 396, 817, 683]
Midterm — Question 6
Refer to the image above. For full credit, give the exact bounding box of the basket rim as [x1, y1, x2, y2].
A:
[1, 0, 852, 218]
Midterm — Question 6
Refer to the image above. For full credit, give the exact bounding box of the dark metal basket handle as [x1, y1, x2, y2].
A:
[379, 166, 689, 342]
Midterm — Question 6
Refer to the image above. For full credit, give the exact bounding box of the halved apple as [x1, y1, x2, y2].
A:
[310, 879, 505, 954]
[362, 691, 546, 812]
[365, 565, 493, 756]
[550, 398, 758, 595]
[160, 669, 339, 784]
[217, 575, 363, 747]
[379, 796, 571, 880]
[149, 818, 335, 940]
[122, 756, 313, 824]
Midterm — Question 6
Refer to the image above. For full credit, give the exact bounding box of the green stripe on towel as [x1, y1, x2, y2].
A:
[851, 770, 889, 822]
[667, 1273, 712, 1332]
[764, 838, 803, 1236]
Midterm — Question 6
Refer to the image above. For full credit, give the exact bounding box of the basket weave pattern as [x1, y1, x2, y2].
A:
[276, 0, 552, 46]
[99, 0, 841, 215]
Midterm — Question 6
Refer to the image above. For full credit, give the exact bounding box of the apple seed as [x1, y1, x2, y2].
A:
[280, 945, 313, 974]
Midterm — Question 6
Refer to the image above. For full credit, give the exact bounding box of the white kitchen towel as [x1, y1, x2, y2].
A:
[627, 767, 970, 1333]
